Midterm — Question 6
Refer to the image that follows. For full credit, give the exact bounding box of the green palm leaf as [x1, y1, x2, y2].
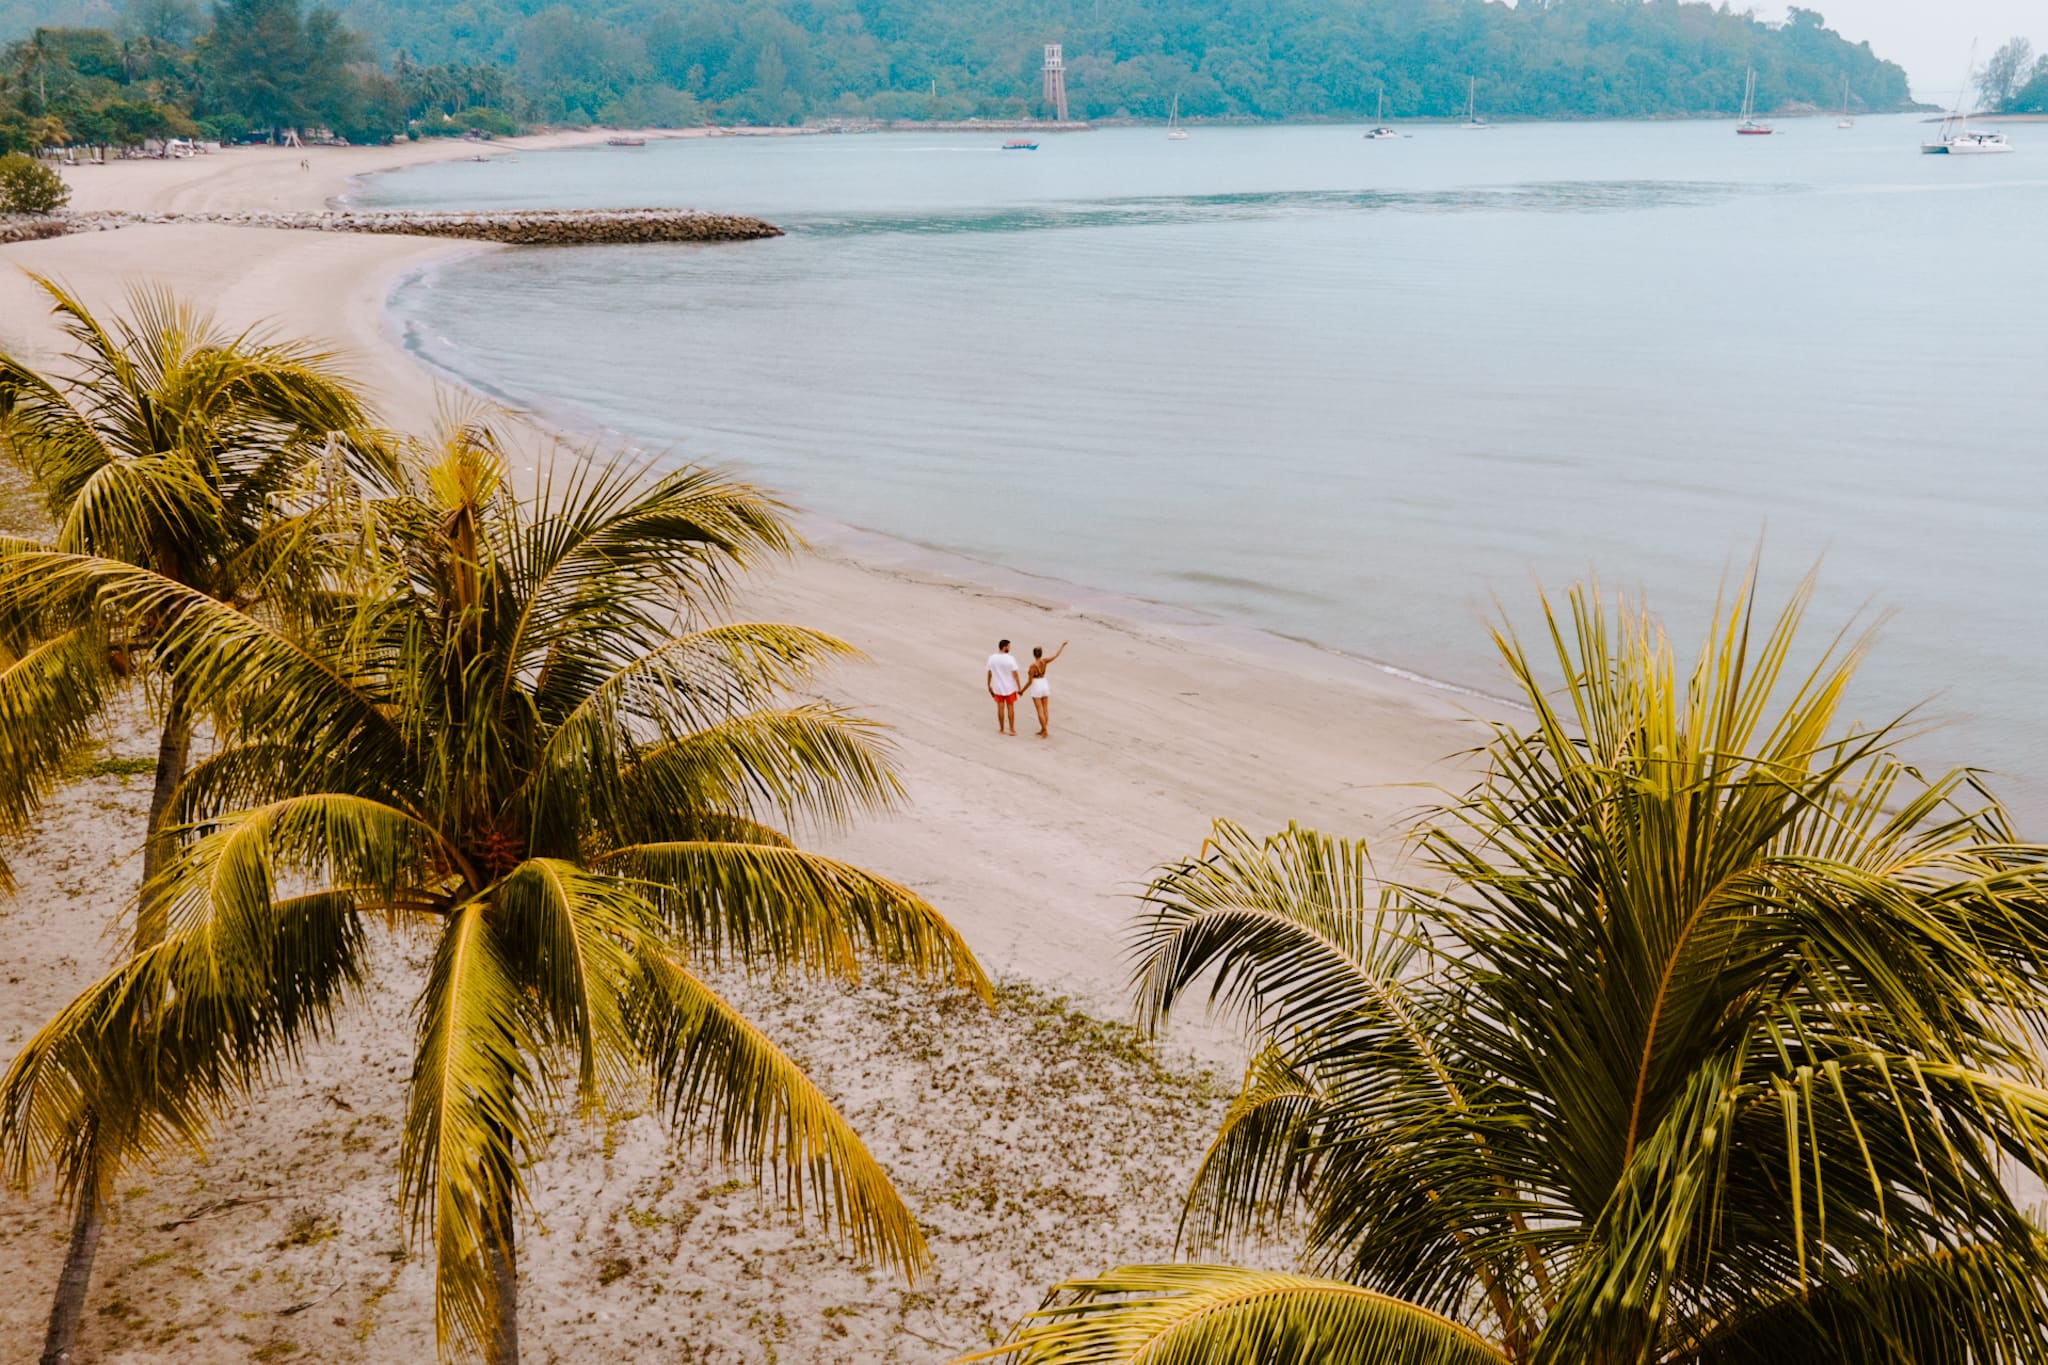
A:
[999, 573, 2048, 1364]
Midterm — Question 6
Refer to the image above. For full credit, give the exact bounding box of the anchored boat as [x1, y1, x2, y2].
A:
[1737, 69, 1773, 135]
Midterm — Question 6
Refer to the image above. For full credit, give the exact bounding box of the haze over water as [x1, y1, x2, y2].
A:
[370, 119, 2048, 819]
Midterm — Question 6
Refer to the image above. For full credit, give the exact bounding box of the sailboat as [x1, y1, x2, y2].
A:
[1736, 68, 1773, 135]
[1364, 87, 1398, 140]
[1166, 92, 1190, 140]
[1461, 77, 1490, 129]
[1837, 74, 1854, 129]
[1923, 46, 2014, 154]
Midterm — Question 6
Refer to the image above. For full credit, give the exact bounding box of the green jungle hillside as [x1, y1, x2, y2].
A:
[3, 0, 1916, 133]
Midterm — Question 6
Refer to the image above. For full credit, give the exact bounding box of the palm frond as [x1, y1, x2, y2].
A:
[0, 889, 364, 1204]
[1679, 1241, 2048, 1364]
[0, 624, 117, 891]
[604, 705, 902, 841]
[606, 840, 989, 995]
[401, 900, 543, 1365]
[630, 942, 931, 1278]
[1129, 822, 1428, 1060]
[493, 859, 648, 1114]
[957, 1265, 1510, 1364]
[0, 550, 408, 773]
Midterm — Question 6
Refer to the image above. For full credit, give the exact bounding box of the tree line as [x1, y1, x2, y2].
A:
[3, 0, 1918, 145]
[377, 0, 1917, 127]
[0, 0, 511, 152]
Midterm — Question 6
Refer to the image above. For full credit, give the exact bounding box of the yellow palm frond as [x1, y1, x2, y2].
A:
[402, 899, 542, 1364]
[957, 1265, 1510, 1364]
[631, 942, 932, 1278]
[607, 840, 989, 995]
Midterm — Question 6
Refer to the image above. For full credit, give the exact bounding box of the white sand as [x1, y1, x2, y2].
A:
[0, 136, 1496, 1361]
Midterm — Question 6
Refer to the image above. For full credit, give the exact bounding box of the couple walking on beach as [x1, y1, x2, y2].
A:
[986, 638, 1067, 737]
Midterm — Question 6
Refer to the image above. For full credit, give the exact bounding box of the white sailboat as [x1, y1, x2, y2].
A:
[1837, 75, 1854, 128]
[1166, 92, 1190, 140]
[1922, 47, 2014, 154]
[1364, 87, 1398, 140]
[1461, 77, 1489, 129]
[1736, 68, 1773, 135]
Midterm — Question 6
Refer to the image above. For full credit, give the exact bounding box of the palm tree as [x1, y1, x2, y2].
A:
[0, 276, 369, 1363]
[971, 579, 2048, 1363]
[1, 424, 989, 1363]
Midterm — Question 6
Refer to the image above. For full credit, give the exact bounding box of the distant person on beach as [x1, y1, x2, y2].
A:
[987, 639, 1022, 735]
[1023, 642, 1067, 738]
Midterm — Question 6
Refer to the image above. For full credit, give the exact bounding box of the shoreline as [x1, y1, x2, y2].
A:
[381, 246, 1526, 722]
[0, 133, 1495, 1361]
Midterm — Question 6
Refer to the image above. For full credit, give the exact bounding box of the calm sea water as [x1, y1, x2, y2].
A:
[367, 118, 2048, 820]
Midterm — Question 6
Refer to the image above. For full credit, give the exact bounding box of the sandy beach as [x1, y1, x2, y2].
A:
[0, 134, 1492, 1361]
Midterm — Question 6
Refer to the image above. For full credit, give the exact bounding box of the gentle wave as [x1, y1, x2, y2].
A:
[783, 180, 1791, 235]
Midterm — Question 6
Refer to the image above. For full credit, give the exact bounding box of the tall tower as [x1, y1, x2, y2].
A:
[1042, 43, 1069, 123]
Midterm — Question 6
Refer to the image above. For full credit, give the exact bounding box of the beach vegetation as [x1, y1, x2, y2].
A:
[972, 578, 2048, 1363]
[0, 421, 989, 1362]
[0, 148, 64, 210]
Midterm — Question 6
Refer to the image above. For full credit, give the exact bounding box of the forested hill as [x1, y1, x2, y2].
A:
[340, 0, 1916, 124]
[4, 0, 1915, 127]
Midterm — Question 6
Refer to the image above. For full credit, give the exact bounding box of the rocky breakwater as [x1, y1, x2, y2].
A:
[31, 207, 784, 245]
[0, 214, 72, 245]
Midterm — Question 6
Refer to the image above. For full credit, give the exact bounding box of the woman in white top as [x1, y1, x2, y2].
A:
[1023, 641, 1067, 737]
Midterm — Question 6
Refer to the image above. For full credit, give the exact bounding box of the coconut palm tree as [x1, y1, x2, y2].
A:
[0, 274, 369, 913]
[971, 579, 2048, 1363]
[1, 423, 989, 1363]
[0, 276, 370, 1363]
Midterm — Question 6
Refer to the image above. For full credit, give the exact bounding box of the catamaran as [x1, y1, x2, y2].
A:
[1365, 88, 1398, 139]
[1737, 69, 1772, 135]
[1923, 124, 2013, 155]
[1167, 93, 1190, 141]
[1922, 49, 2014, 154]
[1461, 77, 1489, 130]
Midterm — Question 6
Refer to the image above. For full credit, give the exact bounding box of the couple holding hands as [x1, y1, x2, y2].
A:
[984, 639, 1067, 737]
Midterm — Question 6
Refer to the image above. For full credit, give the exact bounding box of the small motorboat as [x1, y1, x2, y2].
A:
[1003, 140, 1039, 151]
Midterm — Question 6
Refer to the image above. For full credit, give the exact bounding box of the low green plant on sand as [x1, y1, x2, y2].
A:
[0, 154, 68, 215]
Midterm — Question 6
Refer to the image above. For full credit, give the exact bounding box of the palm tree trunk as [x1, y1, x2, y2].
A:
[486, 1185, 520, 1365]
[136, 678, 193, 947]
[39, 1150, 103, 1365]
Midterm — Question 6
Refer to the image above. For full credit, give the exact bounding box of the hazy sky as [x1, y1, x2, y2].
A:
[1755, 2, 2042, 101]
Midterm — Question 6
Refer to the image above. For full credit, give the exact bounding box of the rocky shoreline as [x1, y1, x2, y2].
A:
[6, 207, 782, 245]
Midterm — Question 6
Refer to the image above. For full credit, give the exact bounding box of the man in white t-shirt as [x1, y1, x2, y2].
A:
[986, 639, 1021, 735]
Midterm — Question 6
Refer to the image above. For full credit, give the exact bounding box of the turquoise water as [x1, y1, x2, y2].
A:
[369, 119, 2048, 819]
